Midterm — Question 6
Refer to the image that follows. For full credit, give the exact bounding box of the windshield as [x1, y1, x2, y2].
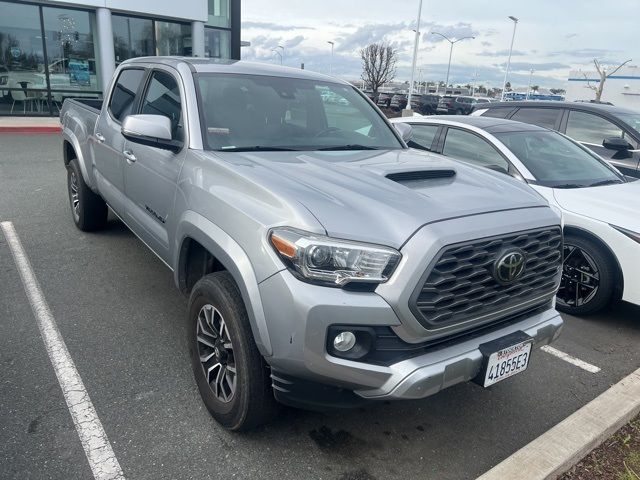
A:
[494, 130, 624, 188]
[195, 73, 403, 151]
[612, 112, 640, 133]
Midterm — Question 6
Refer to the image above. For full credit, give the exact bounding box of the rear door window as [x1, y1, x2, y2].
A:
[510, 108, 561, 129]
[108, 68, 145, 122]
[407, 124, 439, 151]
[565, 110, 624, 144]
[442, 128, 509, 171]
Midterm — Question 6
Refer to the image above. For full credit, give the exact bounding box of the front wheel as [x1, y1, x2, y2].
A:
[556, 234, 615, 315]
[188, 272, 277, 430]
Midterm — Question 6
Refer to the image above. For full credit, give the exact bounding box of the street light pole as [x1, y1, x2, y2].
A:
[430, 32, 475, 90]
[406, 0, 423, 113]
[327, 41, 334, 75]
[271, 49, 282, 65]
[527, 68, 534, 100]
[501, 16, 519, 101]
[276, 45, 284, 65]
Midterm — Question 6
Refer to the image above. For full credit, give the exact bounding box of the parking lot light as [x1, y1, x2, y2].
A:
[430, 32, 475, 89]
[327, 41, 335, 75]
[501, 16, 519, 101]
[407, 0, 423, 113]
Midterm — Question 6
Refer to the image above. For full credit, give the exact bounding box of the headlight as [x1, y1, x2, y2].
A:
[611, 225, 640, 244]
[269, 227, 401, 287]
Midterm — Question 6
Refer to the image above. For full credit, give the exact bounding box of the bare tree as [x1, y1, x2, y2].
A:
[360, 43, 397, 94]
[584, 58, 632, 102]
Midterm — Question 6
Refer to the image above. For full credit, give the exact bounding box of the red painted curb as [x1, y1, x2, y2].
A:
[0, 126, 61, 133]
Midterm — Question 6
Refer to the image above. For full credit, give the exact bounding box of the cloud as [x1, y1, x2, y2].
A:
[494, 61, 570, 71]
[243, 21, 314, 31]
[549, 48, 621, 58]
[335, 22, 409, 52]
[284, 35, 305, 49]
[422, 22, 479, 43]
[476, 49, 527, 57]
[564, 33, 578, 39]
[481, 41, 492, 47]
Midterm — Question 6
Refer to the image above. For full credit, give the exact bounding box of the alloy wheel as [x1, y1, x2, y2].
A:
[70, 171, 80, 220]
[196, 304, 237, 403]
[557, 244, 600, 308]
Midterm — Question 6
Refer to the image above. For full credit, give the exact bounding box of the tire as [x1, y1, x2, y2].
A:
[188, 271, 277, 430]
[66, 158, 107, 231]
[556, 233, 615, 316]
[455, 109, 464, 115]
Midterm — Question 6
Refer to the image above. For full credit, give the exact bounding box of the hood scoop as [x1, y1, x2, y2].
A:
[386, 169, 456, 183]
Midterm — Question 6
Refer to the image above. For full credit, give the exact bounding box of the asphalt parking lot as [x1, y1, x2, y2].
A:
[1, 133, 639, 480]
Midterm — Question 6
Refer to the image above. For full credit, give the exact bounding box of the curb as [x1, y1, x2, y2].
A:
[0, 126, 61, 134]
[476, 366, 640, 480]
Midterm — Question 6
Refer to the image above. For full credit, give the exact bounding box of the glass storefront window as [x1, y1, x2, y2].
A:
[42, 7, 100, 101]
[0, 1, 47, 115]
[207, 0, 230, 28]
[204, 28, 230, 59]
[113, 15, 153, 63]
[156, 21, 191, 56]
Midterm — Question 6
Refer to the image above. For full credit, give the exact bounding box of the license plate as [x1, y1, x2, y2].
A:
[475, 331, 533, 387]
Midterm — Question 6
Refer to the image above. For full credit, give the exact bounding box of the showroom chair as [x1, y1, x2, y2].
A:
[10, 82, 40, 114]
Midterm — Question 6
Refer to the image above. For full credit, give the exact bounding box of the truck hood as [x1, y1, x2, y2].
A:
[207, 148, 549, 248]
[552, 181, 640, 232]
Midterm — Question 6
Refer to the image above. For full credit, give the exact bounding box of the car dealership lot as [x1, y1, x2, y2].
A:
[1, 134, 639, 480]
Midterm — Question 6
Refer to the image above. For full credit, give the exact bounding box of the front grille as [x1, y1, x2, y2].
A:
[410, 227, 562, 329]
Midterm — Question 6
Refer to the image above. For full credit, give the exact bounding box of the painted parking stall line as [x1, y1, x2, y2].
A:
[541, 345, 601, 374]
[0, 221, 125, 480]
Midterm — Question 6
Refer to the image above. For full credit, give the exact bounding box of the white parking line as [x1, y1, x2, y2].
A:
[541, 345, 601, 374]
[0, 221, 125, 480]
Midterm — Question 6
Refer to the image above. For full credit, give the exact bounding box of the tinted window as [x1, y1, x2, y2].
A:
[407, 124, 439, 151]
[443, 129, 508, 171]
[112, 16, 153, 63]
[481, 108, 513, 119]
[141, 70, 182, 139]
[495, 130, 622, 187]
[196, 73, 402, 151]
[510, 108, 560, 129]
[566, 111, 624, 144]
[108, 69, 145, 122]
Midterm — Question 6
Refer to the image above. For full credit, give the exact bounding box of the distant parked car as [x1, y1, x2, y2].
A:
[414, 94, 441, 115]
[472, 101, 640, 178]
[390, 93, 407, 111]
[437, 96, 490, 115]
[376, 92, 393, 108]
[392, 114, 640, 315]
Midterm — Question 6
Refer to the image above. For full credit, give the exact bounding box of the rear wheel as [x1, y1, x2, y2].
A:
[455, 108, 464, 115]
[556, 234, 615, 315]
[66, 158, 107, 231]
[188, 272, 277, 430]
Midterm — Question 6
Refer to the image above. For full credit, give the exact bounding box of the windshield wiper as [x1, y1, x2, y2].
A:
[219, 146, 301, 152]
[553, 183, 587, 189]
[589, 179, 624, 187]
[317, 144, 382, 151]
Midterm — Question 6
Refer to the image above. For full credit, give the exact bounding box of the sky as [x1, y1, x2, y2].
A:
[240, 0, 636, 89]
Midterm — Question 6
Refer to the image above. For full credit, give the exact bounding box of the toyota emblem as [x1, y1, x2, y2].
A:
[494, 250, 526, 283]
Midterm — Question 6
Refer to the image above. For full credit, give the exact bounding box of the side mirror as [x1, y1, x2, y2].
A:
[394, 122, 413, 143]
[602, 137, 631, 151]
[121, 114, 182, 152]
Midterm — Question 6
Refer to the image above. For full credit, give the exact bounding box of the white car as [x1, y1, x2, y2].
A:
[391, 115, 640, 315]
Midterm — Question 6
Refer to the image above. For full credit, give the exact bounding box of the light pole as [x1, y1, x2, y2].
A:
[406, 0, 423, 113]
[271, 49, 282, 65]
[501, 16, 519, 101]
[430, 32, 475, 90]
[276, 45, 284, 65]
[527, 68, 534, 100]
[327, 41, 334, 75]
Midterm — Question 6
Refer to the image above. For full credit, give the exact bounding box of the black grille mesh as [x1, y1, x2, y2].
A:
[412, 227, 562, 328]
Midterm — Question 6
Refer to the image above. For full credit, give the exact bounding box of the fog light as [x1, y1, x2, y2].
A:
[333, 331, 356, 352]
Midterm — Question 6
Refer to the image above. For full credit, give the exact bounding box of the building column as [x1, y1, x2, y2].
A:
[95, 8, 116, 93]
[192, 21, 205, 57]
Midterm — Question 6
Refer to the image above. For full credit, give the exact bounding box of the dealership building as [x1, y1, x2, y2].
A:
[0, 0, 241, 116]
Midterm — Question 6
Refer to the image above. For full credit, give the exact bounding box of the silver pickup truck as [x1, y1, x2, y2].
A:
[60, 57, 564, 430]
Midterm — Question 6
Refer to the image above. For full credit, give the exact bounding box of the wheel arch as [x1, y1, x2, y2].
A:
[563, 225, 624, 301]
[62, 130, 93, 189]
[175, 211, 273, 357]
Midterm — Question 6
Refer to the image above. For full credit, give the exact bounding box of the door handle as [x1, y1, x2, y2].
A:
[123, 150, 136, 164]
[95, 132, 105, 143]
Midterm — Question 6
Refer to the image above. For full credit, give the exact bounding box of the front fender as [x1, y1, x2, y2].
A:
[174, 211, 273, 357]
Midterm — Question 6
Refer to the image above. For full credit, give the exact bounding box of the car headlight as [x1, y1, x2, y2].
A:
[611, 225, 640, 244]
[269, 227, 401, 287]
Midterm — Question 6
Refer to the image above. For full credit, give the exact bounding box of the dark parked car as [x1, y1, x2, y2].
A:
[415, 94, 441, 115]
[390, 93, 407, 111]
[376, 92, 393, 108]
[437, 95, 490, 115]
[472, 101, 640, 178]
